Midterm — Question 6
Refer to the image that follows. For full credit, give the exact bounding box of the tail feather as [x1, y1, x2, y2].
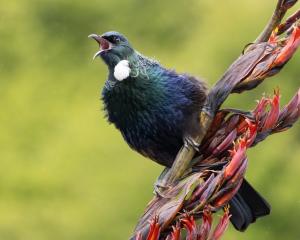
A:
[229, 179, 271, 231]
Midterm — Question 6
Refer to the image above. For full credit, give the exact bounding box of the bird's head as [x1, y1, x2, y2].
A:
[89, 31, 134, 67]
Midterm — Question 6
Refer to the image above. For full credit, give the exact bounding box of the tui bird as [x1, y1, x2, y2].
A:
[89, 31, 270, 231]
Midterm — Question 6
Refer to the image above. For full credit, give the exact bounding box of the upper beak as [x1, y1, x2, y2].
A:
[88, 34, 103, 44]
[88, 34, 112, 60]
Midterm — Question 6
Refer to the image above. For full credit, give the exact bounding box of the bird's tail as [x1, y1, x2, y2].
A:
[229, 179, 271, 231]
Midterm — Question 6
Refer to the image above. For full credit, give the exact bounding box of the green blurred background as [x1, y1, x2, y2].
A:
[1, 0, 300, 239]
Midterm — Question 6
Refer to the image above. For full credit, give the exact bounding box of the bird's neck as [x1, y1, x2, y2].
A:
[105, 52, 160, 81]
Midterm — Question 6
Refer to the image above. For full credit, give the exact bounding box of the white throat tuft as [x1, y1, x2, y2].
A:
[114, 60, 131, 81]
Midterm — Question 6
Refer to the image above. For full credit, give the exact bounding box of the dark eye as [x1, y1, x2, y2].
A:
[114, 37, 121, 43]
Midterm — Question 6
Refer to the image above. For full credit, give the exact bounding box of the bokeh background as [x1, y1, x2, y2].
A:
[1, 0, 300, 239]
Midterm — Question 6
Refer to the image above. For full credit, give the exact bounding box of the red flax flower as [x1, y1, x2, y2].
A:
[210, 209, 230, 240]
[272, 23, 300, 66]
[136, 209, 231, 240]
[197, 210, 212, 240]
[165, 223, 181, 240]
[136, 216, 161, 240]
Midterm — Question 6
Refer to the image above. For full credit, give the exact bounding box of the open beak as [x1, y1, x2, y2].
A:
[88, 34, 112, 60]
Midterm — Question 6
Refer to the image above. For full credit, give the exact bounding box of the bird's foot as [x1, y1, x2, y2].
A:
[184, 137, 200, 152]
[154, 168, 172, 198]
[153, 181, 171, 198]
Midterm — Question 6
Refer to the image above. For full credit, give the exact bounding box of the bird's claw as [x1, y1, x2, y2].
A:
[184, 137, 200, 152]
[153, 182, 171, 198]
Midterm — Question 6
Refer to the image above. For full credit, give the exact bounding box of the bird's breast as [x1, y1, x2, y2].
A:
[102, 80, 187, 166]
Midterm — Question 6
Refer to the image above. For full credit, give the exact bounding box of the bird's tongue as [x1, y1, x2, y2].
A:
[99, 37, 110, 50]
